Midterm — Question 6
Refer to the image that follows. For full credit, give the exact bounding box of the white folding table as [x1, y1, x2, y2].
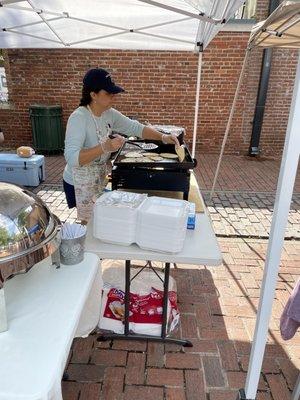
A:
[0, 252, 102, 400]
[85, 202, 222, 346]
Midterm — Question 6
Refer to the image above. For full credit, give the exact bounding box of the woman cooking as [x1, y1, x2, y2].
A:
[63, 68, 179, 221]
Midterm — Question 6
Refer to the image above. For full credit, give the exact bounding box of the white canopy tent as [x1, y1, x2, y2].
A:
[3, 1, 300, 399]
[0, 0, 245, 157]
[0, 0, 245, 50]
[209, 2, 300, 399]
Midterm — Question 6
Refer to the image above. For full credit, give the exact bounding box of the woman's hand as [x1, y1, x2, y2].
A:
[102, 134, 125, 153]
[162, 133, 180, 147]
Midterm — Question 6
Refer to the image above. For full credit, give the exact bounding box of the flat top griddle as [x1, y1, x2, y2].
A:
[113, 140, 196, 169]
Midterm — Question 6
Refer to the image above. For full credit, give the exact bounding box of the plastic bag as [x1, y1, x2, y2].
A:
[98, 263, 180, 336]
[95, 190, 147, 209]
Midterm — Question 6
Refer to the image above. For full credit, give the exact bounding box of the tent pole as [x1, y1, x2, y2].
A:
[192, 49, 203, 159]
[210, 50, 249, 199]
[291, 372, 300, 400]
[243, 51, 300, 400]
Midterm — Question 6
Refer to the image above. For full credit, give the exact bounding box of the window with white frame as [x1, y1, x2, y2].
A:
[0, 51, 8, 103]
[234, 0, 257, 20]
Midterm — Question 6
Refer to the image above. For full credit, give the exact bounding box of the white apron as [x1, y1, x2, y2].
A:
[72, 106, 112, 221]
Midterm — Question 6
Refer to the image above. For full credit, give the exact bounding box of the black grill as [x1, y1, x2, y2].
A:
[111, 140, 197, 200]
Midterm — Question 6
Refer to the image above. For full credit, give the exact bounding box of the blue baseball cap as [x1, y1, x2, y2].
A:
[83, 68, 125, 94]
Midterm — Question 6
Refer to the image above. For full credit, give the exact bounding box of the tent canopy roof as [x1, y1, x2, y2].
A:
[249, 0, 300, 49]
[0, 0, 244, 51]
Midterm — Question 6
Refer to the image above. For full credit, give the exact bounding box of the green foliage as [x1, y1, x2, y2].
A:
[0, 226, 10, 247]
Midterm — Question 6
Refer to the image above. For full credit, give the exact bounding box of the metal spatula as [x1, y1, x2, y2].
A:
[109, 134, 158, 150]
[131, 142, 158, 150]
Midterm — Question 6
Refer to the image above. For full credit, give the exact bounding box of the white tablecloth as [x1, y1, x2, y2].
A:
[0, 252, 102, 400]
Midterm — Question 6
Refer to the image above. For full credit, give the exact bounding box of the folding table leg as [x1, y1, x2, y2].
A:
[124, 260, 130, 336]
[161, 262, 170, 339]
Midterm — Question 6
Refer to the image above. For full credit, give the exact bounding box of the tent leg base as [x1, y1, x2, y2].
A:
[236, 389, 254, 400]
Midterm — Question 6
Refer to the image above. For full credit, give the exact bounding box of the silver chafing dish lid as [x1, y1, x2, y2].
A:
[0, 183, 60, 285]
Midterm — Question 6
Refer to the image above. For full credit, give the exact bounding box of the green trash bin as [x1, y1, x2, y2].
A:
[29, 104, 64, 153]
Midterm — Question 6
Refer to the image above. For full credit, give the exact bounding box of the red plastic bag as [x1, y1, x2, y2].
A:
[99, 265, 180, 336]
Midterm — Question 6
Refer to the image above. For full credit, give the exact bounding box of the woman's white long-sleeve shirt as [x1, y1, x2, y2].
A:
[63, 106, 145, 185]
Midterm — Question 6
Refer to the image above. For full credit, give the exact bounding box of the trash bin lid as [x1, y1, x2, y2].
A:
[29, 104, 62, 109]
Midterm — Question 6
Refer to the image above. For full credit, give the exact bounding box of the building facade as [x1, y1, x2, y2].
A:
[0, 0, 297, 157]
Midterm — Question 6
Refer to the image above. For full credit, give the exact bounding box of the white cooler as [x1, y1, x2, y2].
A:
[0, 154, 45, 187]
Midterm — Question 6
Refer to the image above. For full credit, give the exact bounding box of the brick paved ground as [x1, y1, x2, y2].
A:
[62, 238, 300, 400]
[194, 154, 300, 193]
[204, 191, 300, 239]
[34, 183, 300, 239]
[33, 154, 300, 239]
[3, 152, 300, 399]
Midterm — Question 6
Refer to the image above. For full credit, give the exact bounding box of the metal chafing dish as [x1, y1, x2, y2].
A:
[0, 182, 61, 332]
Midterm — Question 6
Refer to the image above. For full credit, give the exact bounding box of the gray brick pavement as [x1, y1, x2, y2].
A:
[32, 184, 78, 224]
[62, 237, 300, 400]
[33, 184, 300, 240]
[203, 191, 300, 239]
[33, 153, 300, 239]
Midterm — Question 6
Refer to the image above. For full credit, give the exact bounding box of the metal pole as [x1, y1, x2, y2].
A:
[244, 51, 300, 400]
[192, 50, 203, 159]
[0, 288, 8, 333]
[248, 48, 273, 156]
[136, 0, 222, 24]
[248, 0, 279, 156]
[161, 263, 170, 339]
[210, 50, 249, 199]
[291, 373, 300, 400]
[124, 260, 131, 336]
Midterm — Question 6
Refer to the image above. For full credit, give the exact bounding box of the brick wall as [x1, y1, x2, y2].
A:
[0, 0, 297, 157]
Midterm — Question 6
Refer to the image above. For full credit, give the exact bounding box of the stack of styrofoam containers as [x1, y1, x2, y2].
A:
[136, 197, 189, 253]
[93, 191, 147, 246]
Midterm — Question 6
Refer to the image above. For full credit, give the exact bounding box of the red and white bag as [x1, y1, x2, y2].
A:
[98, 263, 180, 336]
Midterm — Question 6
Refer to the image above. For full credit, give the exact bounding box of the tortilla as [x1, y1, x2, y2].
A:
[149, 155, 164, 161]
[143, 152, 159, 157]
[135, 157, 152, 162]
[175, 145, 185, 162]
[120, 158, 134, 162]
[125, 151, 143, 158]
[160, 153, 178, 159]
